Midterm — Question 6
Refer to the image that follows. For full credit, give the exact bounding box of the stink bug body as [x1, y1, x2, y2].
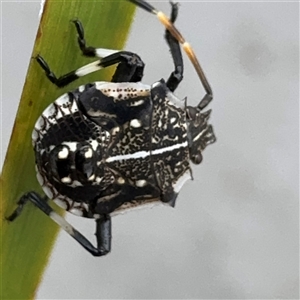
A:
[7, 0, 216, 256]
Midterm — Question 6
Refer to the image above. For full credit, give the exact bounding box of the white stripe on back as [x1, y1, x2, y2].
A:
[106, 141, 188, 163]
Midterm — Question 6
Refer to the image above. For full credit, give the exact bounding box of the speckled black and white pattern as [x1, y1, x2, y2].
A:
[33, 80, 212, 217]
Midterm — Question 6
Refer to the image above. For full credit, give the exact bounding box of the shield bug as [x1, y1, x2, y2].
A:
[7, 0, 216, 256]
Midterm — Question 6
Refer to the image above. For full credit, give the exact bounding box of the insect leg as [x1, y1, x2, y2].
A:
[72, 20, 118, 59]
[36, 50, 144, 88]
[128, 0, 213, 109]
[72, 20, 145, 83]
[36, 55, 97, 88]
[6, 192, 111, 256]
[165, 2, 183, 92]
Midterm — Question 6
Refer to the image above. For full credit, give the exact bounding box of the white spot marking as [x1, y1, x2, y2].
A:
[95, 177, 102, 183]
[61, 177, 72, 184]
[170, 117, 177, 124]
[88, 174, 95, 181]
[136, 180, 147, 187]
[130, 119, 142, 128]
[84, 148, 93, 158]
[69, 180, 83, 187]
[130, 100, 145, 106]
[117, 177, 125, 184]
[58, 147, 69, 159]
[76, 60, 102, 77]
[78, 85, 85, 92]
[111, 126, 120, 135]
[90, 140, 99, 151]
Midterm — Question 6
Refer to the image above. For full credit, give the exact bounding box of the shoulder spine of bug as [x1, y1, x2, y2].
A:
[6, 0, 216, 256]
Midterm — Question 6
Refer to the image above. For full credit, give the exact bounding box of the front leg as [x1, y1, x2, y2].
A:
[6, 192, 111, 256]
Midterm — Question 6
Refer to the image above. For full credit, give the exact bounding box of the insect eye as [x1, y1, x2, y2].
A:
[191, 152, 203, 165]
[75, 145, 95, 181]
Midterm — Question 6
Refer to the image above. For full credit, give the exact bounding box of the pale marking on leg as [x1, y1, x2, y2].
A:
[49, 211, 75, 235]
[75, 60, 102, 77]
[95, 48, 118, 58]
[149, 8, 212, 97]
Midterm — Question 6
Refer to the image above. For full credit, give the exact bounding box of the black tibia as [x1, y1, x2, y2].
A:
[6, 192, 50, 221]
[36, 52, 145, 88]
[36, 55, 79, 88]
[73, 19, 97, 57]
[95, 215, 111, 255]
[165, 2, 184, 92]
[128, 0, 156, 14]
[6, 191, 112, 257]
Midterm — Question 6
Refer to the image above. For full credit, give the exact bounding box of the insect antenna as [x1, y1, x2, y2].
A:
[128, 0, 213, 107]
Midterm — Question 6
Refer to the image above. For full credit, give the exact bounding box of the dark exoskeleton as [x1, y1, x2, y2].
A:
[7, 0, 216, 256]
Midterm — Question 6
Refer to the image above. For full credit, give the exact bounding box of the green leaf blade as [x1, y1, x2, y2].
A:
[1, 1, 135, 299]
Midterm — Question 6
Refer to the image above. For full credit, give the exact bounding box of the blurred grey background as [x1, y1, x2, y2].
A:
[2, 1, 299, 299]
